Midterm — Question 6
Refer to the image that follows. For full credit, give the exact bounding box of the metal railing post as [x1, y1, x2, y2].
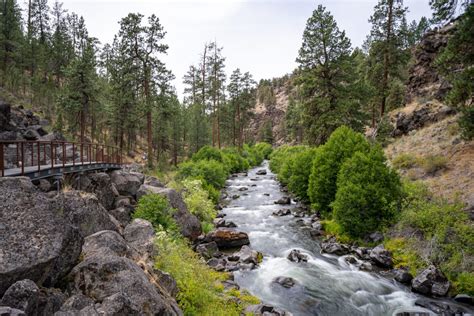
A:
[50, 142, 54, 169]
[62, 142, 66, 168]
[72, 143, 75, 166]
[21, 142, 24, 175]
[0, 143, 4, 177]
[81, 143, 84, 165]
[37, 142, 40, 172]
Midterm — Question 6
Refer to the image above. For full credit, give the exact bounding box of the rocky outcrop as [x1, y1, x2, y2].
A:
[411, 265, 450, 297]
[55, 191, 121, 237]
[123, 219, 156, 265]
[110, 170, 144, 197]
[72, 173, 119, 210]
[406, 23, 455, 103]
[137, 186, 202, 241]
[320, 238, 350, 256]
[68, 254, 182, 315]
[0, 178, 83, 296]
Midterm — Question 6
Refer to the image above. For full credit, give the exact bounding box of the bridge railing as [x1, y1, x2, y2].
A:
[0, 140, 123, 177]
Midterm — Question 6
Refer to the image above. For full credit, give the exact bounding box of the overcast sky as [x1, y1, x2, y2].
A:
[54, 0, 432, 99]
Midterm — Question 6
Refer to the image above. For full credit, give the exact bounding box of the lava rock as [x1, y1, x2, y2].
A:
[411, 265, 450, 297]
[144, 176, 164, 188]
[0, 307, 25, 316]
[73, 173, 119, 210]
[454, 294, 473, 306]
[287, 249, 309, 263]
[123, 219, 156, 263]
[0, 177, 83, 296]
[153, 269, 179, 298]
[108, 206, 133, 228]
[214, 218, 237, 228]
[393, 268, 414, 284]
[110, 170, 144, 197]
[369, 245, 393, 268]
[273, 276, 297, 289]
[234, 246, 261, 265]
[344, 256, 358, 264]
[196, 242, 219, 260]
[272, 209, 291, 216]
[256, 169, 267, 175]
[0, 280, 39, 315]
[68, 254, 182, 315]
[58, 294, 95, 312]
[274, 197, 291, 205]
[321, 239, 350, 256]
[204, 228, 250, 249]
[82, 230, 132, 259]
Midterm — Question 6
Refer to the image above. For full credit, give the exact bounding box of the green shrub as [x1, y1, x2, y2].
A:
[180, 179, 217, 231]
[384, 238, 425, 276]
[254, 142, 273, 159]
[177, 159, 227, 190]
[308, 126, 371, 213]
[222, 148, 250, 173]
[192, 145, 226, 164]
[133, 194, 177, 232]
[288, 148, 317, 202]
[459, 105, 474, 140]
[269, 145, 307, 174]
[155, 234, 242, 315]
[391, 153, 418, 169]
[419, 154, 448, 174]
[454, 272, 474, 296]
[332, 147, 402, 238]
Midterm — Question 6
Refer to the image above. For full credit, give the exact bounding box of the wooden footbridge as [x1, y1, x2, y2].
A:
[0, 140, 123, 180]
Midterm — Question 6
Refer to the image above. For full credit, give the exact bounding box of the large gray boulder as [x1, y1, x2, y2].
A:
[73, 173, 119, 210]
[123, 219, 156, 264]
[411, 265, 450, 297]
[68, 254, 182, 315]
[369, 244, 393, 268]
[55, 191, 120, 237]
[110, 171, 144, 197]
[0, 307, 25, 316]
[108, 207, 133, 228]
[204, 228, 250, 249]
[321, 239, 350, 256]
[137, 186, 202, 241]
[0, 178, 83, 296]
[82, 230, 133, 259]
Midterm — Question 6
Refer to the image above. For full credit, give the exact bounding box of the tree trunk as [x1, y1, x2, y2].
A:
[381, 0, 393, 118]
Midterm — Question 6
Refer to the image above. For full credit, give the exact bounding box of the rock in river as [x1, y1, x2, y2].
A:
[256, 169, 267, 175]
[320, 238, 350, 256]
[273, 276, 297, 289]
[369, 244, 393, 268]
[411, 265, 450, 297]
[274, 197, 291, 205]
[204, 228, 250, 249]
[287, 249, 309, 263]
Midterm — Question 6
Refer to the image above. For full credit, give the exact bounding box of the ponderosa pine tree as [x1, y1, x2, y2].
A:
[0, 0, 23, 88]
[367, 0, 409, 122]
[296, 5, 364, 145]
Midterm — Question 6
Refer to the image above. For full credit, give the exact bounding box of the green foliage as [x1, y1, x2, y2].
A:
[177, 159, 227, 190]
[321, 220, 352, 244]
[192, 145, 226, 164]
[180, 179, 217, 232]
[332, 147, 402, 238]
[222, 148, 250, 173]
[391, 153, 419, 169]
[454, 272, 474, 296]
[133, 194, 177, 232]
[287, 148, 317, 202]
[418, 154, 448, 174]
[269, 145, 306, 174]
[393, 180, 474, 294]
[254, 142, 273, 159]
[308, 126, 371, 213]
[384, 238, 425, 276]
[155, 234, 242, 315]
[459, 105, 474, 140]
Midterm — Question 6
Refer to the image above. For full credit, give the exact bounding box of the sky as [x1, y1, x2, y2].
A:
[56, 0, 432, 99]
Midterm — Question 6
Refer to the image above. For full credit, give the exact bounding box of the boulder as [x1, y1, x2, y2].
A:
[110, 170, 144, 197]
[256, 169, 267, 175]
[153, 269, 179, 298]
[205, 228, 250, 249]
[238, 187, 248, 191]
[0, 280, 39, 315]
[108, 207, 133, 228]
[68, 254, 182, 315]
[287, 249, 309, 263]
[0, 177, 83, 296]
[144, 176, 164, 188]
[233, 246, 260, 265]
[321, 239, 350, 256]
[139, 187, 201, 240]
[243, 304, 289, 316]
[96, 293, 141, 315]
[454, 294, 473, 306]
[214, 218, 237, 228]
[411, 265, 450, 297]
[73, 173, 119, 210]
[369, 245, 393, 268]
[0, 307, 25, 316]
[36, 179, 52, 192]
[272, 276, 297, 289]
[55, 191, 120, 237]
[82, 230, 132, 259]
[123, 219, 156, 263]
[272, 209, 291, 216]
[393, 268, 414, 284]
[274, 197, 291, 205]
[57, 294, 95, 313]
[367, 232, 384, 243]
[196, 242, 219, 260]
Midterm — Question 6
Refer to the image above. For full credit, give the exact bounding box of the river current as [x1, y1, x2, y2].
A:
[221, 161, 472, 316]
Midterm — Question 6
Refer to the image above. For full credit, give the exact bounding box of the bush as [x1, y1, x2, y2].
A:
[177, 159, 227, 190]
[419, 154, 448, 174]
[269, 145, 306, 174]
[288, 148, 317, 202]
[254, 142, 273, 159]
[332, 147, 402, 238]
[133, 194, 177, 232]
[155, 234, 244, 315]
[192, 145, 226, 164]
[459, 105, 474, 140]
[180, 179, 217, 232]
[391, 153, 418, 169]
[222, 148, 250, 173]
[308, 126, 371, 213]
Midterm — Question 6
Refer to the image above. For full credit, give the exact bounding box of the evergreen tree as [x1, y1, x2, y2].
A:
[0, 0, 23, 88]
[296, 5, 365, 145]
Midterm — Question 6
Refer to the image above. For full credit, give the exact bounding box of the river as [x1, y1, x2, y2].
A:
[220, 161, 471, 316]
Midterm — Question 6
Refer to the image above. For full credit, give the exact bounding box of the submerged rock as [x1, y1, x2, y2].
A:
[274, 197, 291, 205]
[256, 169, 267, 175]
[273, 276, 297, 289]
[411, 265, 450, 297]
[272, 209, 291, 216]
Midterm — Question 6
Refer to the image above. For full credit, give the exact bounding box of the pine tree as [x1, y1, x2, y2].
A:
[0, 0, 23, 87]
[296, 5, 364, 144]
